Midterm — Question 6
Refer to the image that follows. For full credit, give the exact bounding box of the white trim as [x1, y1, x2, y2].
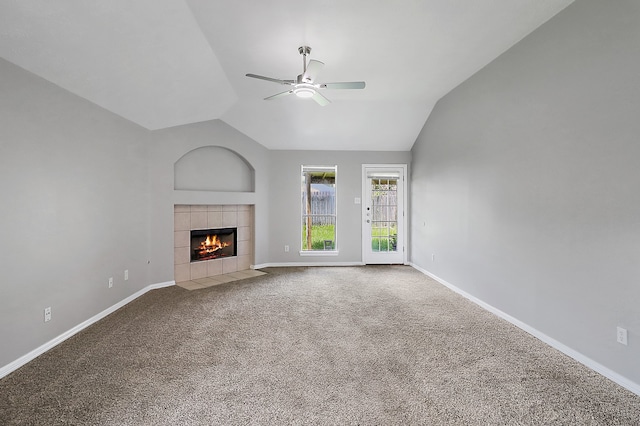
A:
[252, 262, 364, 269]
[0, 280, 175, 380]
[299, 250, 339, 256]
[409, 262, 640, 397]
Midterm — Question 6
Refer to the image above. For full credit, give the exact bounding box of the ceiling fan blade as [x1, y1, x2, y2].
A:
[311, 91, 331, 106]
[264, 90, 293, 100]
[319, 81, 366, 90]
[302, 60, 324, 83]
[246, 74, 295, 85]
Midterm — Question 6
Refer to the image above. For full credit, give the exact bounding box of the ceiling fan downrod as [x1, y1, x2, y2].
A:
[298, 45, 311, 74]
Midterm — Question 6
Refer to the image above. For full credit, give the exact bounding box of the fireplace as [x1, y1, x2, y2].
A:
[190, 228, 237, 262]
[174, 204, 253, 282]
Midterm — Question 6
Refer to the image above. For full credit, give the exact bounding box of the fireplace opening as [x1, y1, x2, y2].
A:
[190, 228, 237, 262]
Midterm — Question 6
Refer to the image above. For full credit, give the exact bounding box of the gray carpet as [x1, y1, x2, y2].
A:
[1, 266, 639, 425]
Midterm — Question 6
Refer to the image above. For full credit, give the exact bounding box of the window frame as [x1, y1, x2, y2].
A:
[300, 165, 338, 256]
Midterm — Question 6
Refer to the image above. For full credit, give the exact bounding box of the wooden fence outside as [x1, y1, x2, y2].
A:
[301, 188, 398, 225]
[302, 191, 336, 225]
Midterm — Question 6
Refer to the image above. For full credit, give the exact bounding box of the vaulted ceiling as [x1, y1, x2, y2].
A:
[0, 0, 573, 150]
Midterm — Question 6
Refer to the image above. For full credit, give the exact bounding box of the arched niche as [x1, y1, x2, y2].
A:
[174, 146, 255, 192]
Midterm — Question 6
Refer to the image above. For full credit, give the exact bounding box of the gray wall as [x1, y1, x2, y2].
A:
[410, 0, 640, 385]
[268, 150, 411, 264]
[0, 58, 151, 368]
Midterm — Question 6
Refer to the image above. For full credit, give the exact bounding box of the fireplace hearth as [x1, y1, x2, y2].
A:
[191, 228, 237, 262]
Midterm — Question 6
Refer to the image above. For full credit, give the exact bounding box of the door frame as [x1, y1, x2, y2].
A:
[361, 164, 408, 265]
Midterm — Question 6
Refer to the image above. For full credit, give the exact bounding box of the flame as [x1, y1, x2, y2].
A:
[198, 234, 230, 257]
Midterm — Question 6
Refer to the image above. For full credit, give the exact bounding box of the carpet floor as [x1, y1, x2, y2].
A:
[1, 266, 639, 425]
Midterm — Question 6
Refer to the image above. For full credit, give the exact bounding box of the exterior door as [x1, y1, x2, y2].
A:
[362, 165, 406, 264]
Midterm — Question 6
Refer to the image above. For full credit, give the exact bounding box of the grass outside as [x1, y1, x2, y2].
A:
[371, 225, 397, 252]
[372, 237, 397, 252]
[301, 224, 398, 251]
[302, 224, 335, 250]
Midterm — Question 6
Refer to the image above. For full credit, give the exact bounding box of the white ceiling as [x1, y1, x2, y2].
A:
[0, 0, 573, 151]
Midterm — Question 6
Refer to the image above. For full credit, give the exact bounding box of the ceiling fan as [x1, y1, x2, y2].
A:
[246, 46, 365, 106]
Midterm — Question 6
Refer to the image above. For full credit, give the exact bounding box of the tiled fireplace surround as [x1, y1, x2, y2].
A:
[174, 204, 253, 283]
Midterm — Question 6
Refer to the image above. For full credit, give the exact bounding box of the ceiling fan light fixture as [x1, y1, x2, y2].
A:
[294, 86, 315, 98]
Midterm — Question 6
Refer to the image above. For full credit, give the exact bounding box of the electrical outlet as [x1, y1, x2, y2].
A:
[44, 307, 51, 323]
[617, 327, 628, 345]
[284, 245, 290, 252]
[124, 269, 129, 281]
[109, 277, 114, 288]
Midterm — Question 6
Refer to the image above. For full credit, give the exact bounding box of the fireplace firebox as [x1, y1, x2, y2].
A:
[190, 228, 237, 262]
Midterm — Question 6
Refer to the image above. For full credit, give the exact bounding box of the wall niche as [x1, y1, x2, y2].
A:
[174, 146, 255, 192]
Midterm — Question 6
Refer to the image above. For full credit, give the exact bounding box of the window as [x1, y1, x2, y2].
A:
[301, 165, 337, 252]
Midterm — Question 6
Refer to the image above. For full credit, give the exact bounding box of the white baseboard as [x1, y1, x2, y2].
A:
[252, 261, 365, 269]
[409, 262, 640, 397]
[0, 280, 175, 380]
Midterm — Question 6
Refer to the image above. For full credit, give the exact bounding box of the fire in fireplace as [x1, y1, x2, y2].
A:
[190, 228, 237, 262]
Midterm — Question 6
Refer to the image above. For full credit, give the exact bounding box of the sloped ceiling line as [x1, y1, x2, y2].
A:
[0, 0, 574, 150]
